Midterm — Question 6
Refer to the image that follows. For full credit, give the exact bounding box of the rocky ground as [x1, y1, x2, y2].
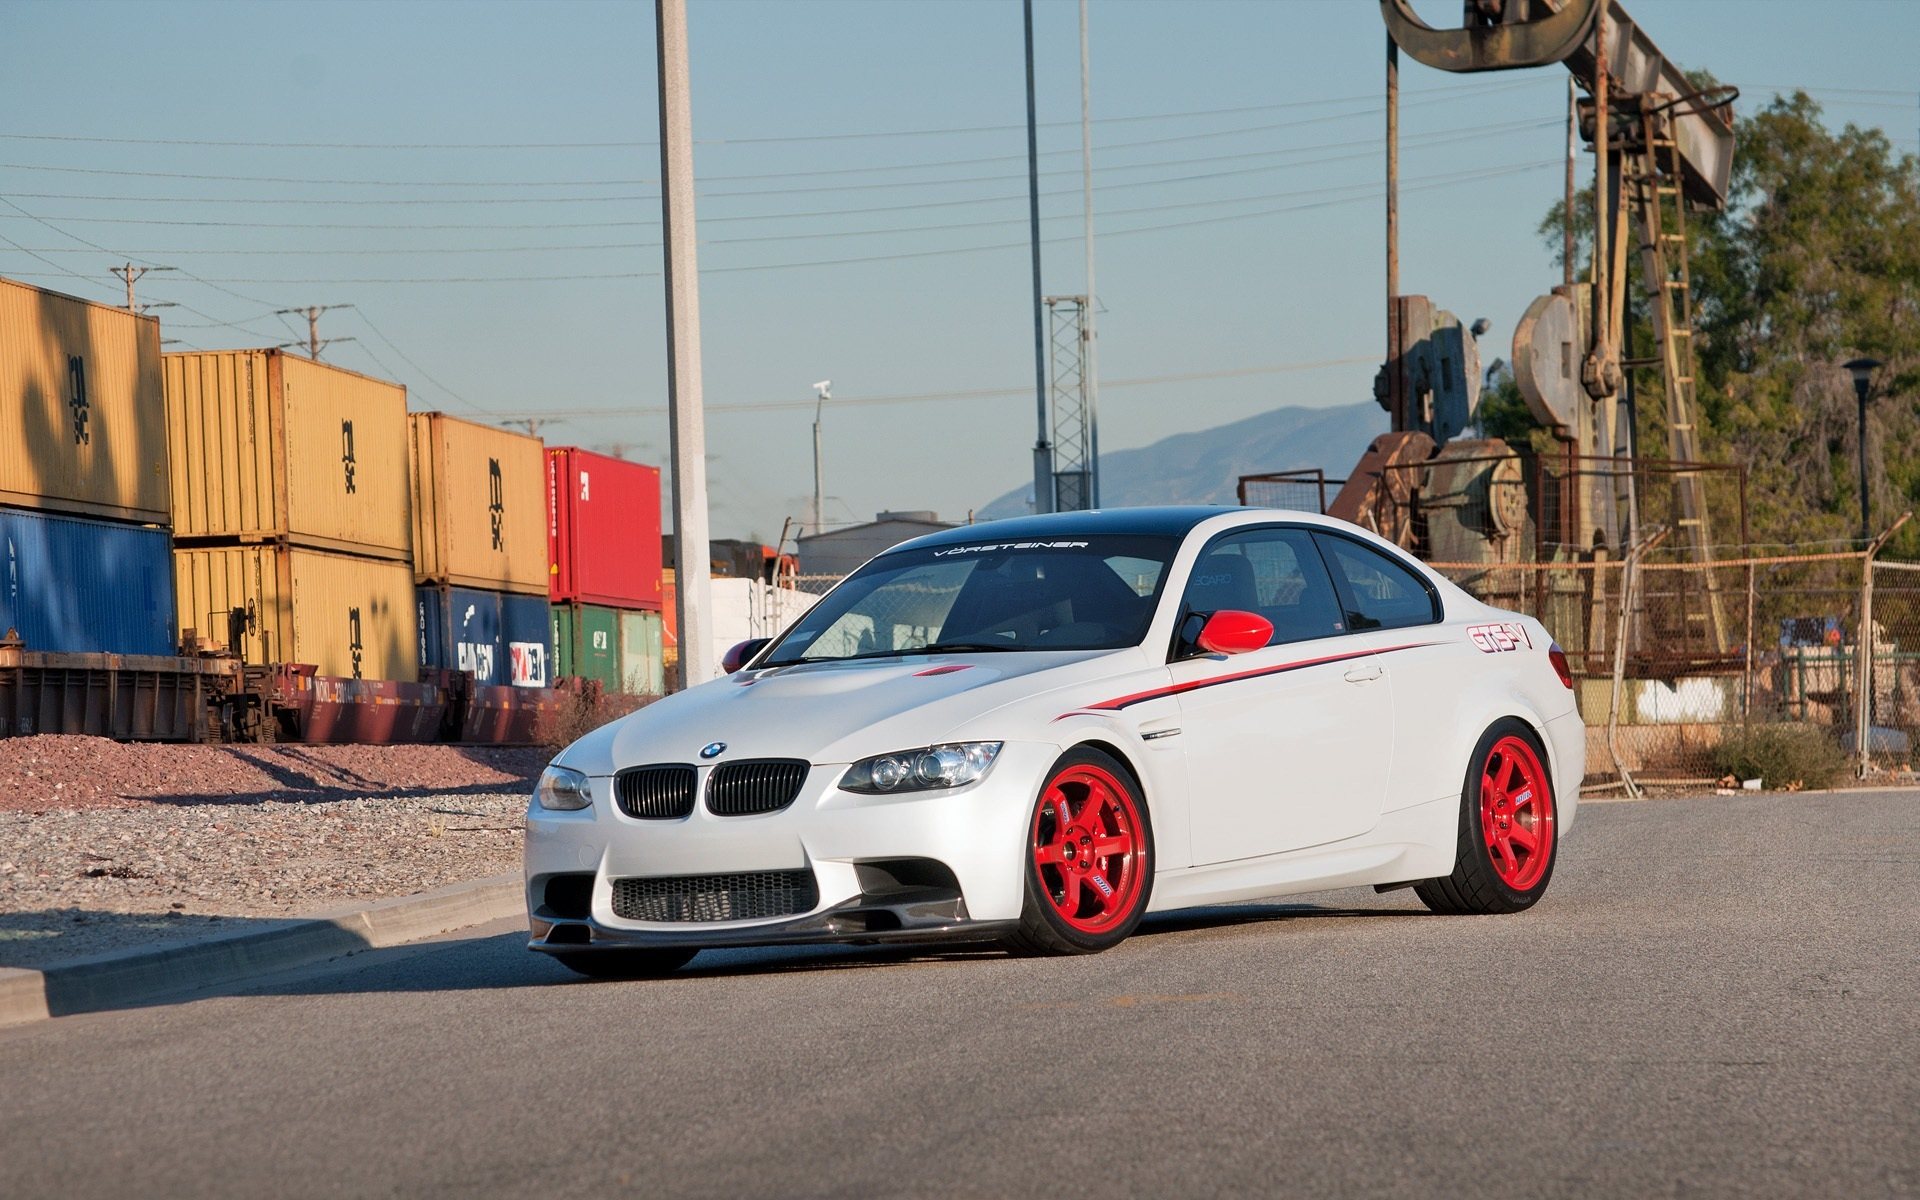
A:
[0, 737, 546, 969]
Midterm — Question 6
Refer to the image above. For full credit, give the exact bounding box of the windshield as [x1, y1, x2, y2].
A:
[762, 534, 1177, 665]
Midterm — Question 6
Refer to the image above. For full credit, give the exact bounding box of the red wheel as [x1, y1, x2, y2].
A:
[1417, 719, 1558, 915]
[1477, 735, 1555, 891]
[1007, 747, 1153, 954]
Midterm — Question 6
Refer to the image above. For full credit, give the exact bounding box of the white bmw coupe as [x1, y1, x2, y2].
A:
[526, 506, 1582, 977]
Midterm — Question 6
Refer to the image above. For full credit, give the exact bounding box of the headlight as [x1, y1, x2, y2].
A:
[534, 764, 593, 811]
[840, 742, 1002, 795]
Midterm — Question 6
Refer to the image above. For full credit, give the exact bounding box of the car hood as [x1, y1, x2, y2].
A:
[561, 650, 1130, 773]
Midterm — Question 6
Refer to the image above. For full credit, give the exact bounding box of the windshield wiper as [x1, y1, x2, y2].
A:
[766, 640, 1022, 667]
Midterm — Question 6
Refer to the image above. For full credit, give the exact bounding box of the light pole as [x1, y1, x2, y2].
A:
[810, 380, 830, 537]
[1845, 357, 1881, 543]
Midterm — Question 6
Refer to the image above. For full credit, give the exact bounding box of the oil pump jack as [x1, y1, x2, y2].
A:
[1329, 0, 1738, 666]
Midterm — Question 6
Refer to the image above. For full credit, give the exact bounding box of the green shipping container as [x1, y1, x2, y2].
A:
[551, 603, 620, 689]
[618, 609, 665, 696]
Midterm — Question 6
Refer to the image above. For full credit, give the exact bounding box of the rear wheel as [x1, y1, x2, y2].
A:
[1416, 719, 1558, 915]
[552, 947, 699, 979]
[1005, 747, 1153, 956]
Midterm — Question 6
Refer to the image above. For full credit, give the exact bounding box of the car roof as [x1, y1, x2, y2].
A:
[887, 505, 1283, 554]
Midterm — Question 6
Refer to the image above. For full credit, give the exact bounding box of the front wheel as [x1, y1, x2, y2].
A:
[1416, 719, 1558, 915]
[551, 947, 699, 979]
[1005, 747, 1154, 956]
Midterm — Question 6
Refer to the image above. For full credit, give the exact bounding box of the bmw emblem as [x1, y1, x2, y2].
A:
[700, 742, 727, 760]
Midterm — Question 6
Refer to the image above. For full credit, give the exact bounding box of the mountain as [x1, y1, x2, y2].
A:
[977, 401, 1386, 518]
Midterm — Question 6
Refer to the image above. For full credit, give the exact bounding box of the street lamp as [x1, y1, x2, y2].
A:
[1845, 357, 1881, 543]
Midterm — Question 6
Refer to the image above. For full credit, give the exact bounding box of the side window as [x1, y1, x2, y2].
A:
[1312, 534, 1440, 631]
[1182, 528, 1345, 646]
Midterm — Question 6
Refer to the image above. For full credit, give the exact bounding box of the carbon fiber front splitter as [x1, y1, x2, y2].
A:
[527, 886, 1018, 953]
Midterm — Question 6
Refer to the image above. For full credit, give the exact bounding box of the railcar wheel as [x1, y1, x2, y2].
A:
[1417, 719, 1558, 915]
[1006, 747, 1154, 956]
[552, 947, 699, 979]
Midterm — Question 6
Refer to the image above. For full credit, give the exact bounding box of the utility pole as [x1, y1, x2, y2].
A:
[657, 0, 716, 689]
[111, 263, 174, 311]
[1385, 33, 1398, 325]
[1079, 0, 1100, 507]
[275, 304, 354, 359]
[1565, 76, 1577, 288]
[1024, 0, 1052, 514]
[810, 380, 830, 537]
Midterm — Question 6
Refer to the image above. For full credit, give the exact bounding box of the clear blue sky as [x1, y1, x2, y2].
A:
[4, 0, 1916, 542]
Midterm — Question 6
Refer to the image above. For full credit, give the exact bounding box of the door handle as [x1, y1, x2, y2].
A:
[1344, 663, 1383, 683]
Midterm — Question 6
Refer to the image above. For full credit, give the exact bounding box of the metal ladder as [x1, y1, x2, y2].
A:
[1631, 106, 1729, 657]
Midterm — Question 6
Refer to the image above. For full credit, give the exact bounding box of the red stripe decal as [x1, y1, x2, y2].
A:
[1058, 641, 1441, 718]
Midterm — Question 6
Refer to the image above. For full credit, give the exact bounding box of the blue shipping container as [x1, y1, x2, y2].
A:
[416, 585, 551, 687]
[0, 507, 176, 655]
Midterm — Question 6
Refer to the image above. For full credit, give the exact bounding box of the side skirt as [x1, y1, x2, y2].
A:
[1145, 794, 1457, 913]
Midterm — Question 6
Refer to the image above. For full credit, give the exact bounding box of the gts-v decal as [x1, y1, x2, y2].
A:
[1055, 641, 1440, 719]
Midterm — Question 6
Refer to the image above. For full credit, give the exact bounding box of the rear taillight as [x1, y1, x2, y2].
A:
[1547, 642, 1573, 690]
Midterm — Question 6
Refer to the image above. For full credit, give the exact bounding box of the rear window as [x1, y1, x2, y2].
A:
[1313, 533, 1440, 631]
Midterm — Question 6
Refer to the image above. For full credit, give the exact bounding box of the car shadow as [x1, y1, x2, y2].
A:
[239, 895, 1436, 1000]
[5, 896, 1437, 1021]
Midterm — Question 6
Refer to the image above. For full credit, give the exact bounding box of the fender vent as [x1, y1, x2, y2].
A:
[706, 759, 810, 816]
[614, 764, 697, 820]
[611, 870, 818, 923]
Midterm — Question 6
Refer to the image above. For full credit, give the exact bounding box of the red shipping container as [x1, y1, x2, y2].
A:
[547, 447, 664, 609]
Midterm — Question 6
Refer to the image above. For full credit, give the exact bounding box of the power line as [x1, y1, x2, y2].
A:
[0, 86, 1543, 194]
[696, 158, 1555, 277]
[0, 128, 1564, 260]
[0, 77, 1546, 152]
[351, 309, 493, 416]
[491, 355, 1382, 419]
[0, 158, 1557, 285]
[1, 190, 652, 207]
[0, 162, 655, 188]
[0, 113, 1559, 236]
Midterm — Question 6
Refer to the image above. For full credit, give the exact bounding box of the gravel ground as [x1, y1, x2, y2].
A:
[0, 737, 545, 970]
[0, 736, 548, 811]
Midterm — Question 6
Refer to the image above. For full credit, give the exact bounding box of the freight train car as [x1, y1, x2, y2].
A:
[411, 412, 546, 595]
[163, 349, 411, 559]
[173, 543, 418, 681]
[547, 446, 663, 610]
[0, 278, 170, 525]
[416, 584, 551, 688]
[0, 508, 176, 655]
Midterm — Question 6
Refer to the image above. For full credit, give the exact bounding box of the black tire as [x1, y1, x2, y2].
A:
[1005, 746, 1155, 956]
[551, 947, 699, 979]
[1416, 718, 1558, 915]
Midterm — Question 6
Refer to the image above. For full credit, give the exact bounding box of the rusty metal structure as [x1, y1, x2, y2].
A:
[1320, 0, 1740, 668]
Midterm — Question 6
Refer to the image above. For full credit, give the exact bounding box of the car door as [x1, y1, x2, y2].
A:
[1310, 530, 1451, 814]
[1176, 526, 1395, 865]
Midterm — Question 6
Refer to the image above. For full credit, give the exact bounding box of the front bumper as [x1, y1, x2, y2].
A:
[524, 741, 1058, 950]
[528, 892, 1017, 953]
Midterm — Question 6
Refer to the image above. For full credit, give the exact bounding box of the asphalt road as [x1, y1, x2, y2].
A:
[3, 791, 1916, 1199]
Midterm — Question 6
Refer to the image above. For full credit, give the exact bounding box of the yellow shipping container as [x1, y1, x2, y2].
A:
[173, 543, 418, 681]
[163, 350, 411, 559]
[0, 276, 169, 523]
[410, 412, 546, 595]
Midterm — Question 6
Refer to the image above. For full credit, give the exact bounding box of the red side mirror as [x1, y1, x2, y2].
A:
[1197, 610, 1272, 655]
[721, 638, 770, 673]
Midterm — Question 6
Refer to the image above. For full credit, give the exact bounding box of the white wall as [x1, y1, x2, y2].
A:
[707, 577, 819, 667]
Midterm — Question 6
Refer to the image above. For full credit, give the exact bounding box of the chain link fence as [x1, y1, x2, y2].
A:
[788, 532, 1919, 790]
[1432, 539, 1920, 790]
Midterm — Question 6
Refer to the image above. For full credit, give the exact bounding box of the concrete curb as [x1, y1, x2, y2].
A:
[0, 873, 522, 1030]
